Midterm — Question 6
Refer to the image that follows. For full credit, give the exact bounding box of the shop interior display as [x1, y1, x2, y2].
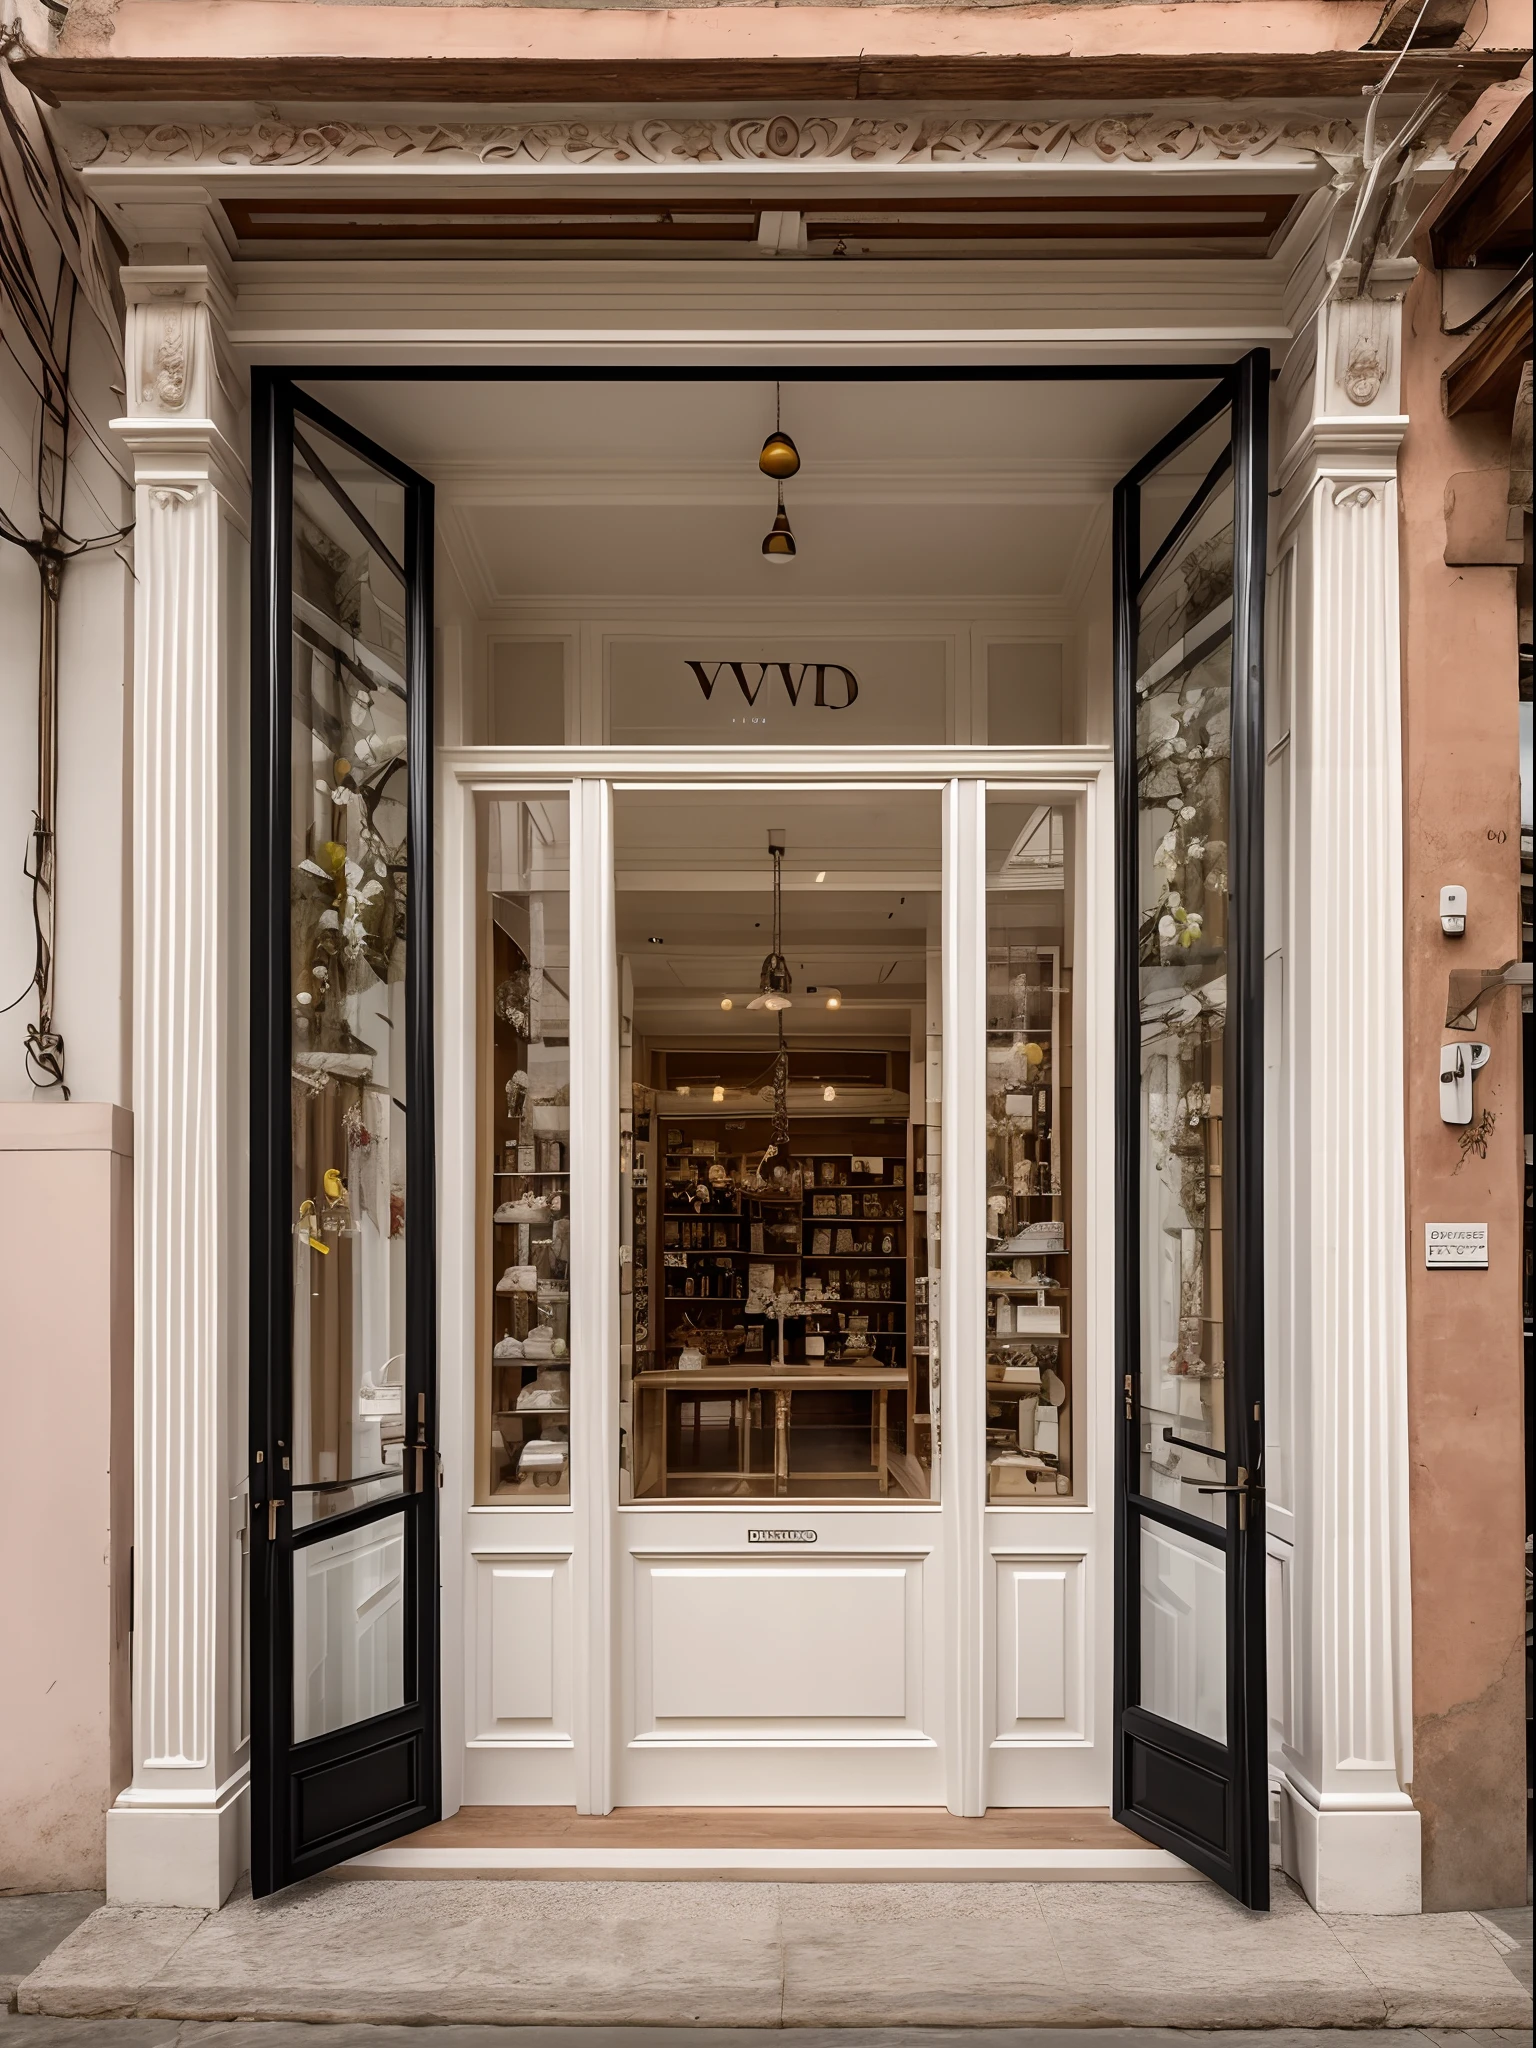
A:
[984, 936, 1073, 1500]
[484, 800, 573, 1500]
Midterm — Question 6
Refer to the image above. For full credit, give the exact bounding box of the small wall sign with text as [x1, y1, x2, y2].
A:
[747, 1528, 818, 1544]
[1425, 1222, 1488, 1269]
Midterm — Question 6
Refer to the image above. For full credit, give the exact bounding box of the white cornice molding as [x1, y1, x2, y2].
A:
[466, 593, 1079, 630]
[437, 453, 1125, 503]
[69, 106, 1361, 176]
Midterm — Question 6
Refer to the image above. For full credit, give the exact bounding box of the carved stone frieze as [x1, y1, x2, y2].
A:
[75, 107, 1360, 172]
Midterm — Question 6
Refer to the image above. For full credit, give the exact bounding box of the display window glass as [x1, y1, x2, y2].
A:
[477, 796, 573, 1501]
[614, 788, 941, 1501]
[984, 800, 1075, 1501]
[287, 418, 412, 1529]
[1132, 414, 1233, 1530]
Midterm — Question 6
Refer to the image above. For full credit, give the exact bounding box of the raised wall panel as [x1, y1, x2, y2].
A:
[635, 1557, 921, 1735]
[471, 1549, 572, 1744]
[491, 1568, 555, 1722]
[993, 1552, 1086, 1742]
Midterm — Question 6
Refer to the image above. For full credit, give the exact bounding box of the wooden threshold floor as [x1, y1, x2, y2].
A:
[397, 1805, 1142, 1852]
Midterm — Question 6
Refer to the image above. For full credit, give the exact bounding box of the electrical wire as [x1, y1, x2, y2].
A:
[0, 34, 133, 1095]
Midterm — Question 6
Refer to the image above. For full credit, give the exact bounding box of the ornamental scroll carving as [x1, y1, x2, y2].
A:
[139, 291, 188, 412]
[76, 109, 1359, 172]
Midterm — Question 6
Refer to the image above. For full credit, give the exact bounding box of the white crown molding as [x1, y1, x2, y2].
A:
[70, 107, 1361, 176]
[465, 592, 1079, 630]
[436, 454, 1126, 503]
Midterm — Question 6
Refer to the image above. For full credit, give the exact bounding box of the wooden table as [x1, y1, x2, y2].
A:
[631, 1365, 908, 1496]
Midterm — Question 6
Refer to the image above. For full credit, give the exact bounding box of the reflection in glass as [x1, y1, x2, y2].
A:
[480, 798, 572, 1501]
[1140, 1520, 1227, 1742]
[615, 791, 940, 1501]
[985, 803, 1073, 1500]
[289, 420, 410, 1528]
[292, 1514, 407, 1741]
[1135, 418, 1233, 1526]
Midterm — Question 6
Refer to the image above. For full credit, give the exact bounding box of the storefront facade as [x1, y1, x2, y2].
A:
[0, 0, 1528, 1921]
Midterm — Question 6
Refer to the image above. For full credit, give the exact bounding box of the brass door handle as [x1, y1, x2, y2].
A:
[267, 1497, 286, 1541]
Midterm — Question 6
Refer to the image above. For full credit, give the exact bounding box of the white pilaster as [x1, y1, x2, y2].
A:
[106, 265, 252, 1908]
[1273, 263, 1420, 1914]
[941, 776, 986, 1814]
[570, 777, 617, 1813]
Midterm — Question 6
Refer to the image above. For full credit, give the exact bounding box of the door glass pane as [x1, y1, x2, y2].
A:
[1134, 413, 1233, 1526]
[479, 796, 572, 1501]
[1139, 1519, 1227, 1742]
[616, 789, 941, 1500]
[289, 417, 410, 1526]
[292, 1512, 407, 1741]
[985, 801, 1074, 1501]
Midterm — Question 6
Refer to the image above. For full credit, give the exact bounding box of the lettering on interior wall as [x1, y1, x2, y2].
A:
[685, 661, 859, 709]
[747, 1528, 818, 1544]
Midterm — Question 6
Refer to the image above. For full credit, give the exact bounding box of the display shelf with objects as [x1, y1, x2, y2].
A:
[624, 1095, 930, 1500]
[983, 865, 1076, 1501]
[478, 797, 573, 1502]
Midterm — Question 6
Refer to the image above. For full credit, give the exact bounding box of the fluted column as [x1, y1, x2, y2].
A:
[105, 266, 252, 1908]
[1273, 261, 1420, 1912]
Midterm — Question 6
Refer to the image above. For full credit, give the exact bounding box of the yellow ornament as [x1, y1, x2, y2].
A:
[320, 840, 347, 875]
[1024, 1042, 1045, 1066]
[323, 1167, 344, 1200]
[334, 758, 351, 780]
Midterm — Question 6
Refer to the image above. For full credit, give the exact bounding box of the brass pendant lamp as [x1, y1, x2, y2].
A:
[760, 384, 800, 563]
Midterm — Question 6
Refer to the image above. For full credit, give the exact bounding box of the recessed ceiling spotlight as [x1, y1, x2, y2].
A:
[720, 997, 734, 1011]
[648, 935, 664, 945]
[823, 988, 842, 1010]
[677, 1084, 691, 1096]
[815, 870, 827, 883]
[823, 1084, 837, 1102]
[713, 1085, 726, 1103]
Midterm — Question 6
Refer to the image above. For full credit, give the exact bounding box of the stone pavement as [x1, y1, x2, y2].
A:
[11, 1877, 1533, 2031]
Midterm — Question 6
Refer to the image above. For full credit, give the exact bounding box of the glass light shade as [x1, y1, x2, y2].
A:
[759, 430, 801, 480]
[762, 506, 796, 561]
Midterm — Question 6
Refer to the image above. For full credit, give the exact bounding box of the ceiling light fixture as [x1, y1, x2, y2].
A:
[758, 384, 801, 481]
[823, 1084, 836, 1103]
[747, 830, 793, 1012]
[759, 382, 799, 565]
[815, 870, 827, 883]
[823, 989, 842, 1010]
[713, 1085, 726, 1103]
[720, 997, 734, 1011]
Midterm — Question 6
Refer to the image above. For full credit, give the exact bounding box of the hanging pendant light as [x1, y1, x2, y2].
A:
[759, 383, 799, 563]
[759, 381, 802, 479]
[761, 489, 797, 564]
[748, 832, 794, 1011]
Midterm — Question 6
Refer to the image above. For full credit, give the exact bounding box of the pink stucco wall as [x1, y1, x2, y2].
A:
[1398, 89, 1530, 1911]
[0, 1105, 133, 1892]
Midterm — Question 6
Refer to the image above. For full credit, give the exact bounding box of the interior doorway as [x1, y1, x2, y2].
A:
[251, 364, 1270, 1903]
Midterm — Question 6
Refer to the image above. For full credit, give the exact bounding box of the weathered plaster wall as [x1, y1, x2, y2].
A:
[0, 1105, 133, 1893]
[1398, 96, 1529, 1910]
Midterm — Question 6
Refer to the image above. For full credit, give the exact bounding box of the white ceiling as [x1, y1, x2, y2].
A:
[310, 376, 1221, 605]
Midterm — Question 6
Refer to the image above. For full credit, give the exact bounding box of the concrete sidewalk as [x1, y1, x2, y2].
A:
[15, 1877, 1533, 2030]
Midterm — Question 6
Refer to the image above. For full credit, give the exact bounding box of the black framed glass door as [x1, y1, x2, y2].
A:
[250, 377, 438, 1897]
[1113, 352, 1269, 1907]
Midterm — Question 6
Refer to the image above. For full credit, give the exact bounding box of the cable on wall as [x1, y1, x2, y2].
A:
[0, 26, 132, 1095]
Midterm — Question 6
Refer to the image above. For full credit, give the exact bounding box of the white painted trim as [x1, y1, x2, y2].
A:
[570, 778, 619, 1813]
[342, 1843, 1198, 1882]
[941, 776, 987, 1815]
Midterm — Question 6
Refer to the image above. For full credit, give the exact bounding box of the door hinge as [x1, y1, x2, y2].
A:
[1123, 1373, 1134, 1420]
[267, 1497, 286, 1542]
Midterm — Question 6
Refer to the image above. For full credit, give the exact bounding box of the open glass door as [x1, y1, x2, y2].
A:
[1113, 354, 1269, 1906]
[250, 378, 438, 1896]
